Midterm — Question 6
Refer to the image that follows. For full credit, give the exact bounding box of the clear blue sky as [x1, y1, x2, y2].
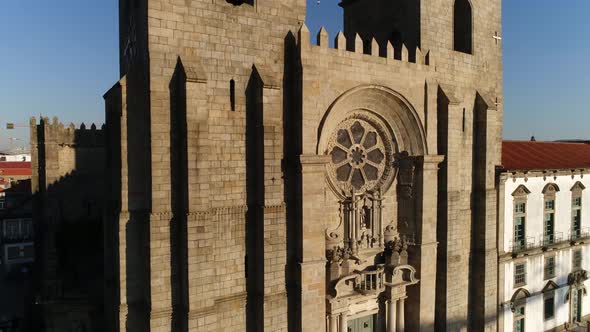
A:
[1, 0, 589, 150]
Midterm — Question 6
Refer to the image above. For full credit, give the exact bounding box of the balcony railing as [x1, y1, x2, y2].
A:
[570, 227, 590, 241]
[510, 229, 590, 254]
[354, 267, 385, 295]
[510, 237, 536, 252]
[541, 232, 564, 247]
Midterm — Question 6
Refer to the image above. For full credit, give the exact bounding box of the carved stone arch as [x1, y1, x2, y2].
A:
[542, 280, 559, 293]
[571, 181, 586, 192]
[317, 85, 428, 198]
[542, 183, 561, 194]
[317, 85, 428, 157]
[512, 184, 531, 197]
[510, 288, 531, 312]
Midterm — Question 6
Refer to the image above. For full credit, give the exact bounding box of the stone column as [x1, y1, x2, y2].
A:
[339, 312, 347, 332]
[387, 299, 397, 332]
[299, 154, 329, 332]
[407, 155, 444, 331]
[329, 314, 338, 332]
[396, 297, 405, 332]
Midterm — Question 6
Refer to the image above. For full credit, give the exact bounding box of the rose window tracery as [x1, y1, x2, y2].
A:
[326, 116, 395, 196]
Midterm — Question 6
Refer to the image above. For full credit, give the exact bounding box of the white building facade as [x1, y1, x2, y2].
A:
[499, 141, 590, 332]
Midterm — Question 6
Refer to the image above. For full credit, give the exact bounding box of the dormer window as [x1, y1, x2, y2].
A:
[454, 0, 473, 54]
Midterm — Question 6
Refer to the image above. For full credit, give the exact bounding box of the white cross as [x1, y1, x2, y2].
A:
[493, 32, 502, 45]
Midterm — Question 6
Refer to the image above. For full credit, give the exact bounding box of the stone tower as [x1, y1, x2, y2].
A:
[104, 0, 502, 331]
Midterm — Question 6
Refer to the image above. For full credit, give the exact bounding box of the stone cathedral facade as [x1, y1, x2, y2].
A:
[103, 0, 503, 331]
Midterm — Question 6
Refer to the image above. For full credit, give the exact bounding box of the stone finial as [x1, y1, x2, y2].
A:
[335, 32, 346, 50]
[298, 23, 310, 49]
[29, 117, 36, 125]
[386, 41, 394, 59]
[91, 123, 97, 131]
[371, 38, 379, 56]
[80, 122, 86, 130]
[401, 43, 409, 62]
[69, 123, 76, 131]
[424, 49, 433, 66]
[52, 116, 59, 126]
[354, 33, 363, 54]
[416, 47, 423, 64]
[317, 26, 329, 47]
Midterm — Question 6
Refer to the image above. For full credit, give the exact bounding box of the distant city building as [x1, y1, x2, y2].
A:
[498, 141, 590, 331]
[0, 180, 33, 273]
[0, 149, 31, 162]
[0, 162, 32, 186]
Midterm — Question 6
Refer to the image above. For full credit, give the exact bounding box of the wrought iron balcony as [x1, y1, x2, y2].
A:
[541, 232, 564, 247]
[510, 228, 590, 254]
[570, 227, 590, 241]
[510, 237, 536, 253]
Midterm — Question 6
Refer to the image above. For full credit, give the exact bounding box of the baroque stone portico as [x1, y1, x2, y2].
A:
[103, 0, 503, 331]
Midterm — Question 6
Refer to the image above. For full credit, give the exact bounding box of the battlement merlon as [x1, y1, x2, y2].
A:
[298, 24, 434, 72]
[29, 116, 105, 148]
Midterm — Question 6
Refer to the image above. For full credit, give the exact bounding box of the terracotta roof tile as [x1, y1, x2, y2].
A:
[502, 141, 590, 171]
[0, 162, 31, 168]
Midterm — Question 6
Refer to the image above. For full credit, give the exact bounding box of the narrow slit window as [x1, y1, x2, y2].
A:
[230, 79, 236, 112]
[462, 108, 466, 132]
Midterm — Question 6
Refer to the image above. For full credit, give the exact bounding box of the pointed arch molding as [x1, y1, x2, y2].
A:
[542, 280, 559, 293]
[542, 183, 560, 194]
[571, 181, 586, 192]
[317, 85, 428, 157]
[512, 184, 531, 197]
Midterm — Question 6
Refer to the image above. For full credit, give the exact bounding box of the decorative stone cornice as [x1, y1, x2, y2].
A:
[299, 154, 330, 166]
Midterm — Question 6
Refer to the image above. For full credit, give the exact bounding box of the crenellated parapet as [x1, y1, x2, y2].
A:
[30, 116, 105, 148]
[298, 24, 434, 70]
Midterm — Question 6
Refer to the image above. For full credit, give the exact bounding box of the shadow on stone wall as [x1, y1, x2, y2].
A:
[282, 30, 304, 332]
[30, 117, 106, 331]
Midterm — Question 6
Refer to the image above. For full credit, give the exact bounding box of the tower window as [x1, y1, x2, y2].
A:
[454, 0, 473, 54]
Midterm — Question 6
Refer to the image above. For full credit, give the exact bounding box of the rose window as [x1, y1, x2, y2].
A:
[326, 117, 394, 195]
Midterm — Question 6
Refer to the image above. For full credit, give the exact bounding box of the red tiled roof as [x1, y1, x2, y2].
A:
[0, 162, 31, 176]
[502, 141, 590, 171]
[0, 162, 31, 168]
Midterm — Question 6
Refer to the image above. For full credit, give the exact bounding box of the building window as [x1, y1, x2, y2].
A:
[543, 184, 559, 245]
[5, 220, 19, 240]
[544, 203, 555, 245]
[545, 256, 555, 280]
[573, 250, 582, 270]
[515, 263, 526, 287]
[514, 202, 526, 250]
[544, 294, 555, 320]
[571, 182, 585, 240]
[453, 0, 473, 54]
[514, 304, 525, 332]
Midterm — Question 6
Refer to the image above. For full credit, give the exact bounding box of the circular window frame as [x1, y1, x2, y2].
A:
[325, 111, 397, 199]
